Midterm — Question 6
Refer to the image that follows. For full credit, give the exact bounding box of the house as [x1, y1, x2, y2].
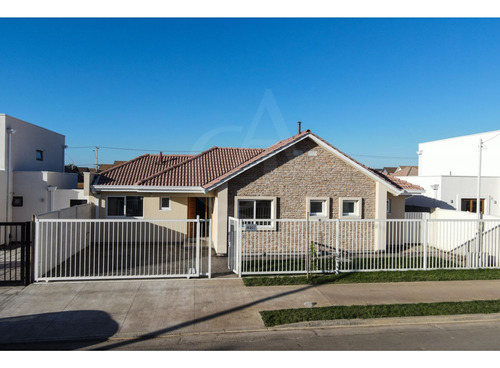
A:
[403, 130, 500, 216]
[0, 114, 83, 222]
[84, 129, 423, 254]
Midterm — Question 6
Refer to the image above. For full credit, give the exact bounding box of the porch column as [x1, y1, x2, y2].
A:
[213, 183, 228, 255]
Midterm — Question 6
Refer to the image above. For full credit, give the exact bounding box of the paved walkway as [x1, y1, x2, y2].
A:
[1, 279, 500, 347]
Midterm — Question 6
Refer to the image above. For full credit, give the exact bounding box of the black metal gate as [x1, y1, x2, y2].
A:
[0, 222, 32, 285]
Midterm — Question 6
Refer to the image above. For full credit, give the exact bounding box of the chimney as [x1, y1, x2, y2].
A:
[298, 121, 302, 134]
[159, 151, 163, 163]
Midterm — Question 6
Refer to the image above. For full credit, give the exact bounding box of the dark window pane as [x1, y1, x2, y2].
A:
[255, 200, 272, 219]
[161, 197, 170, 209]
[310, 200, 324, 214]
[70, 199, 87, 207]
[126, 196, 143, 217]
[108, 197, 124, 216]
[343, 201, 355, 215]
[239, 200, 254, 219]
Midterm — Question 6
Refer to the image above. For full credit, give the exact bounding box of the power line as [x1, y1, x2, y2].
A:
[67, 145, 201, 153]
[349, 153, 416, 160]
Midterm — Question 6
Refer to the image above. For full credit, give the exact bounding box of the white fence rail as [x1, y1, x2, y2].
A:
[230, 217, 500, 275]
[35, 217, 211, 281]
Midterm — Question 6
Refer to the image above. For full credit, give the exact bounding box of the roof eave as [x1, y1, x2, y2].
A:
[92, 185, 207, 194]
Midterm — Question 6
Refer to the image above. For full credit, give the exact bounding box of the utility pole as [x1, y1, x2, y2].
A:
[94, 146, 99, 172]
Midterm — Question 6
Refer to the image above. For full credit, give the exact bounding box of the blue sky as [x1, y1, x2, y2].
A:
[1, 18, 500, 169]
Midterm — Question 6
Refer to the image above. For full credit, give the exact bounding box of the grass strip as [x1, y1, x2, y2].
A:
[260, 299, 500, 327]
[243, 269, 500, 287]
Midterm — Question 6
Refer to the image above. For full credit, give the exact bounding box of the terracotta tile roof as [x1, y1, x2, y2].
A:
[394, 165, 419, 176]
[93, 129, 423, 193]
[137, 147, 264, 187]
[96, 154, 195, 186]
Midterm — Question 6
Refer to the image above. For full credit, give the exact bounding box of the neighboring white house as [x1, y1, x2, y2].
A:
[404, 130, 500, 216]
[0, 114, 84, 222]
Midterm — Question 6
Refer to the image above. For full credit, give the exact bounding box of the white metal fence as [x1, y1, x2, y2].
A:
[35, 217, 211, 281]
[229, 216, 500, 276]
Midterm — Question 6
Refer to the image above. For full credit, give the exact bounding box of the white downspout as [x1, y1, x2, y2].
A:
[5, 128, 16, 222]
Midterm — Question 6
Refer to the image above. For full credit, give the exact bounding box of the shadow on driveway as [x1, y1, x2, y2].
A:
[0, 310, 119, 350]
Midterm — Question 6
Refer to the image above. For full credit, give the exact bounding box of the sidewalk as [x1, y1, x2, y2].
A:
[1, 278, 500, 347]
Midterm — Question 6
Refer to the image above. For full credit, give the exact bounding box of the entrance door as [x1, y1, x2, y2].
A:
[187, 197, 212, 237]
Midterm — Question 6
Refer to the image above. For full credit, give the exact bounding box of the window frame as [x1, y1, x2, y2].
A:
[160, 197, 171, 211]
[306, 197, 330, 219]
[339, 197, 362, 219]
[107, 195, 144, 218]
[235, 196, 277, 230]
[387, 199, 392, 214]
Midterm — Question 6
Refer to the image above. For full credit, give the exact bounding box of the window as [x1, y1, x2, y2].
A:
[339, 197, 362, 218]
[236, 196, 276, 228]
[461, 198, 484, 214]
[12, 196, 23, 207]
[36, 150, 44, 161]
[306, 197, 329, 218]
[387, 199, 391, 214]
[70, 199, 87, 207]
[160, 197, 171, 210]
[107, 196, 143, 217]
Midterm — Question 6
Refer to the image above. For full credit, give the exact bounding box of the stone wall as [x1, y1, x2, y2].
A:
[227, 137, 377, 219]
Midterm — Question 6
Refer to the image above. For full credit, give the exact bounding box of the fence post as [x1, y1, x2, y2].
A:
[240, 219, 243, 278]
[208, 219, 212, 279]
[423, 218, 428, 271]
[335, 219, 340, 274]
[196, 215, 200, 276]
[306, 212, 310, 280]
[34, 218, 40, 281]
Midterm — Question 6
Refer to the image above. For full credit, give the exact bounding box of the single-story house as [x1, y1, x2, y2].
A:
[83, 129, 423, 254]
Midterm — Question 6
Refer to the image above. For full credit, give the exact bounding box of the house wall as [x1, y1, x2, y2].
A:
[2, 114, 66, 172]
[11, 171, 78, 222]
[404, 175, 500, 217]
[224, 138, 389, 254]
[96, 192, 190, 219]
[1, 114, 69, 222]
[227, 138, 377, 220]
[418, 130, 500, 177]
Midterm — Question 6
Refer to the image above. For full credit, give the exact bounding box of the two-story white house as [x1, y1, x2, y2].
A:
[1, 114, 86, 222]
[404, 130, 500, 216]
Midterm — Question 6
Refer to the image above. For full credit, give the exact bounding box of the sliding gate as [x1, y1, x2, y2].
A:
[35, 218, 211, 281]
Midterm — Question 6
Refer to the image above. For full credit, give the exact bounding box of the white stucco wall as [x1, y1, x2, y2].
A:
[2, 114, 66, 172]
[11, 171, 78, 221]
[418, 130, 500, 177]
[404, 175, 500, 216]
[1, 114, 70, 222]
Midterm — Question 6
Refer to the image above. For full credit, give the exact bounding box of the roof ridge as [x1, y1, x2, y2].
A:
[97, 154, 150, 176]
[134, 146, 219, 185]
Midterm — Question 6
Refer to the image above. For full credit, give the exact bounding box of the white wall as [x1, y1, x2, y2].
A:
[2, 114, 66, 172]
[419, 130, 500, 177]
[12, 171, 78, 221]
[53, 189, 87, 211]
[405, 175, 500, 216]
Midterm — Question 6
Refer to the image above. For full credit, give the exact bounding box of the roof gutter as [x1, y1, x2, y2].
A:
[91, 185, 207, 194]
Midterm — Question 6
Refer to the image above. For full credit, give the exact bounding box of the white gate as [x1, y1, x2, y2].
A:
[35, 217, 211, 281]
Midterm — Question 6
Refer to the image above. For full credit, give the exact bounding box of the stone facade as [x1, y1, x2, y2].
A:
[227, 137, 377, 219]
